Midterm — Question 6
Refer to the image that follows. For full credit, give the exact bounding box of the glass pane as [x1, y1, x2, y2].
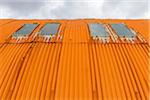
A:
[13, 23, 38, 37]
[39, 23, 60, 35]
[89, 23, 109, 37]
[110, 23, 136, 38]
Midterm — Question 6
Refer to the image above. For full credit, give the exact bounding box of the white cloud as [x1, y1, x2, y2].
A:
[0, 5, 11, 18]
[0, 0, 149, 19]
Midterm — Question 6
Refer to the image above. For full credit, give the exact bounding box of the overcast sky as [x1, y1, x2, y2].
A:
[0, 0, 149, 19]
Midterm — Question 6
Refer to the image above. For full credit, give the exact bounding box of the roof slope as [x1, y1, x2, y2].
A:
[0, 19, 149, 99]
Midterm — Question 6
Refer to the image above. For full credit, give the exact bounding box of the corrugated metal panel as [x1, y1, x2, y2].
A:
[0, 19, 15, 26]
[0, 19, 149, 99]
[62, 21, 90, 43]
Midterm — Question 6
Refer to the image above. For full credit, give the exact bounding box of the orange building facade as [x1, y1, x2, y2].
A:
[0, 19, 149, 99]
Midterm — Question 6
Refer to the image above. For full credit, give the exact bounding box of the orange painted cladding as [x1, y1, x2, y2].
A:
[0, 19, 149, 99]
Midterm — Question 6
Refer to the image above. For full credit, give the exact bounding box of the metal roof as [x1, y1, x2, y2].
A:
[0, 19, 149, 99]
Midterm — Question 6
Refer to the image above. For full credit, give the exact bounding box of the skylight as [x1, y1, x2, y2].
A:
[89, 23, 109, 38]
[12, 23, 38, 38]
[110, 23, 136, 38]
[39, 23, 60, 36]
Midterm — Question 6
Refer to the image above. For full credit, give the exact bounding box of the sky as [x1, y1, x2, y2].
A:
[0, 0, 149, 19]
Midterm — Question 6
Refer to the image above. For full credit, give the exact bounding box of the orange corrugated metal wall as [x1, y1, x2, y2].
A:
[0, 19, 149, 99]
